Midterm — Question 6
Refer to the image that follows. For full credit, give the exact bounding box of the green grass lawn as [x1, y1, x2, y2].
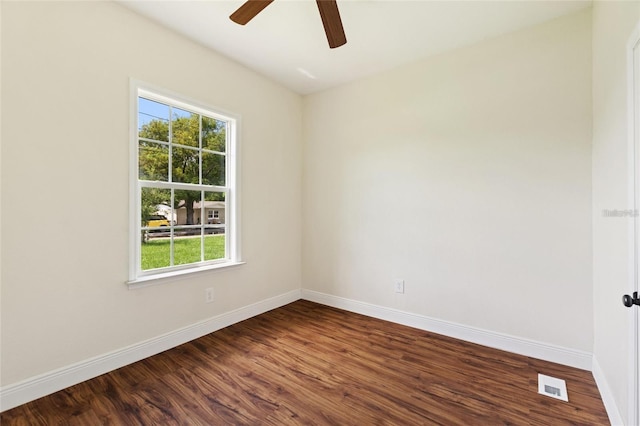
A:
[141, 235, 225, 270]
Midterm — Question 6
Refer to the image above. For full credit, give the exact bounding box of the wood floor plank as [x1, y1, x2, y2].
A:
[1, 300, 610, 425]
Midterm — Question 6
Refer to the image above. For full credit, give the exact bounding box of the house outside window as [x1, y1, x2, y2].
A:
[129, 82, 240, 284]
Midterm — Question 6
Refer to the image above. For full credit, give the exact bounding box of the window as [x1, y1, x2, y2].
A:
[206, 209, 220, 222]
[129, 83, 240, 284]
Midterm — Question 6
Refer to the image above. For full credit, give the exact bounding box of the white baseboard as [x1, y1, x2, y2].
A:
[301, 289, 593, 371]
[0, 289, 301, 412]
[592, 357, 625, 426]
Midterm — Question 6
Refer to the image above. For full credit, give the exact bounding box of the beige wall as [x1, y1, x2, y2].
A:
[592, 2, 640, 423]
[1, 1, 302, 385]
[302, 10, 593, 351]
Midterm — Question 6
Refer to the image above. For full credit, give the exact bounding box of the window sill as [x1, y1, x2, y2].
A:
[127, 261, 246, 289]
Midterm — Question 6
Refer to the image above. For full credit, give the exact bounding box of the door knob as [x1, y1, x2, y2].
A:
[622, 291, 640, 307]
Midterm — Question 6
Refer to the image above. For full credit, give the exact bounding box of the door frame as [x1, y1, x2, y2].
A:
[626, 21, 640, 426]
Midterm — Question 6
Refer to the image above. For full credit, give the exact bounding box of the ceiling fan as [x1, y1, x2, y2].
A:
[230, 0, 347, 49]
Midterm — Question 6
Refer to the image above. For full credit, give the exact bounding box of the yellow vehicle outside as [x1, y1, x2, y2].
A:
[146, 215, 170, 228]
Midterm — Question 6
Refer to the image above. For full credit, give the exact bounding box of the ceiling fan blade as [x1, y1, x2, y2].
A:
[316, 0, 347, 48]
[230, 0, 274, 25]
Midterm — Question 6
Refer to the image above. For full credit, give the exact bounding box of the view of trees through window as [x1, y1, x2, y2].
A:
[137, 96, 230, 271]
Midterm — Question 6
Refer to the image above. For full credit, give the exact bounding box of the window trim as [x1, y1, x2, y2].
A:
[128, 80, 242, 287]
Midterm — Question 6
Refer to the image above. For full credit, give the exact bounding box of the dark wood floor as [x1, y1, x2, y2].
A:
[1, 300, 609, 425]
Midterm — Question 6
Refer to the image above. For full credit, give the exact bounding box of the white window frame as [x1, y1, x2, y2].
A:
[128, 81, 242, 287]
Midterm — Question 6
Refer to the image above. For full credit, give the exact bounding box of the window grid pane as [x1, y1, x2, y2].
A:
[135, 88, 234, 278]
[138, 142, 169, 181]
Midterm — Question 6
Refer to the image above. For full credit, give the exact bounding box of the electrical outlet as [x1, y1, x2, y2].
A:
[394, 279, 405, 294]
[205, 287, 214, 303]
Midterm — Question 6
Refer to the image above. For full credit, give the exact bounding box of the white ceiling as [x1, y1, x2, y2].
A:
[119, 0, 591, 94]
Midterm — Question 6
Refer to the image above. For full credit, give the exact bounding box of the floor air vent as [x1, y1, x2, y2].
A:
[538, 373, 568, 402]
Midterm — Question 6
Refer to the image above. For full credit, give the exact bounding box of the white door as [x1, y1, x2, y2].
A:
[634, 35, 639, 426]
[628, 23, 640, 426]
